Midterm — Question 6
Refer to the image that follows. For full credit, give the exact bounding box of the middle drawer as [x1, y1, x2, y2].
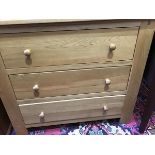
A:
[9, 66, 131, 100]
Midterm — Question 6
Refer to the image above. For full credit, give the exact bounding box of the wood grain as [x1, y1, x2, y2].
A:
[17, 90, 127, 105]
[10, 66, 131, 100]
[0, 28, 138, 69]
[0, 19, 91, 25]
[0, 19, 141, 26]
[121, 28, 154, 123]
[0, 20, 152, 133]
[0, 54, 27, 134]
[26, 115, 121, 128]
[7, 60, 132, 75]
[0, 20, 141, 34]
[19, 94, 125, 125]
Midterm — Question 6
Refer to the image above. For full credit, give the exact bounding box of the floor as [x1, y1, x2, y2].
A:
[27, 116, 155, 135]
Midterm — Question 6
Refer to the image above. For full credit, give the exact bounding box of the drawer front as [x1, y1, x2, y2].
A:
[0, 28, 138, 69]
[19, 94, 125, 125]
[10, 66, 131, 100]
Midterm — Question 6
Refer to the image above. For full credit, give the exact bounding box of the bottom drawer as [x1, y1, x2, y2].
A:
[19, 93, 125, 126]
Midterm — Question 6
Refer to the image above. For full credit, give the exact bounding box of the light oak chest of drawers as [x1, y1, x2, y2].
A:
[0, 20, 154, 134]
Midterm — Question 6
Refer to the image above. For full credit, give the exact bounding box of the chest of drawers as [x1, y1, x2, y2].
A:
[0, 20, 154, 134]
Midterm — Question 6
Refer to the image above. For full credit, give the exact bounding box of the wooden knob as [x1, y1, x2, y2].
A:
[105, 78, 111, 85]
[109, 43, 116, 51]
[39, 111, 44, 118]
[33, 84, 39, 91]
[103, 105, 108, 111]
[24, 49, 31, 56]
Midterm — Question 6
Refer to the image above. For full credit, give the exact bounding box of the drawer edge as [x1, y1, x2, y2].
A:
[17, 91, 127, 105]
[7, 60, 133, 75]
[26, 115, 121, 128]
[0, 21, 140, 34]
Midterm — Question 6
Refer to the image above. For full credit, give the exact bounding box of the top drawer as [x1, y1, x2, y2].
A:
[0, 28, 138, 69]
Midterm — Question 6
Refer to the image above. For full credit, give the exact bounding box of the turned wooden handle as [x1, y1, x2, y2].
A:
[103, 105, 108, 111]
[33, 84, 39, 91]
[105, 78, 111, 85]
[39, 111, 44, 118]
[24, 49, 31, 56]
[109, 43, 116, 51]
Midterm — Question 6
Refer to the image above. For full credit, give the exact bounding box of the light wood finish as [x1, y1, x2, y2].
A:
[146, 20, 155, 28]
[0, 28, 138, 69]
[26, 115, 121, 128]
[121, 28, 154, 123]
[0, 20, 153, 134]
[10, 66, 131, 100]
[17, 90, 127, 105]
[0, 54, 27, 134]
[0, 19, 92, 25]
[0, 20, 141, 34]
[6, 60, 132, 75]
[19, 94, 125, 125]
[0, 19, 141, 26]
